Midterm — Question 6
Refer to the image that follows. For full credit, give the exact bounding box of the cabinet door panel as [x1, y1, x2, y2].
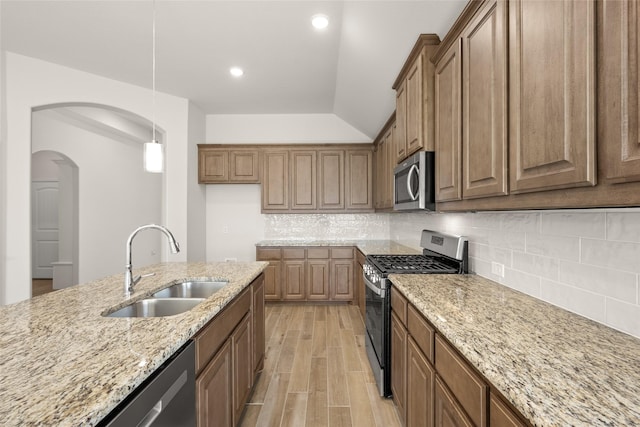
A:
[197, 340, 232, 427]
[462, 0, 508, 199]
[435, 40, 463, 202]
[345, 150, 373, 210]
[396, 82, 408, 162]
[232, 315, 252, 426]
[407, 337, 435, 427]
[283, 260, 305, 300]
[262, 151, 289, 210]
[200, 150, 229, 183]
[490, 392, 527, 427]
[390, 312, 407, 424]
[318, 151, 345, 210]
[435, 376, 474, 427]
[252, 277, 265, 374]
[330, 259, 354, 301]
[599, 0, 640, 183]
[406, 57, 424, 155]
[307, 259, 330, 300]
[230, 151, 259, 183]
[291, 151, 316, 210]
[509, 0, 596, 193]
[262, 261, 281, 301]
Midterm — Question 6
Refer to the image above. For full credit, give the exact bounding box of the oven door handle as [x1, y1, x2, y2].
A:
[363, 274, 386, 298]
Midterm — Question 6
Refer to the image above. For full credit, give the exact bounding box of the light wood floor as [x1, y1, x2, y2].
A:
[32, 279, 55, 297]
[240, 304, 401, 427]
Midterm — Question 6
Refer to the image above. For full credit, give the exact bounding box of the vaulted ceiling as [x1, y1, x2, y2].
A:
[2, 1, 467, 139]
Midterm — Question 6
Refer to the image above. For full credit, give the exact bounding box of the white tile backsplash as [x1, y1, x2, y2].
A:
[390, 208, 640, 339]
[264, 213, 390, 241]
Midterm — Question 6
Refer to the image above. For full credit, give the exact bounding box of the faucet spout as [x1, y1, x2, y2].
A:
[124, 224, 180, 296]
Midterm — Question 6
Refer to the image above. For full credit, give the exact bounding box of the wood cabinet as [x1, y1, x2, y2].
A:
[393, 35, 441, 162]
[256, 246, 355, 302]
[262, 150, 289, 211]
[374, 114, 396, 211]
[462, 0, 508, 199]
[198, 146, 260, 184]
[508, 0, 596, 194]
[391, 311, 408, 424]
[195, 276, 264, 427]
[434, 39, 462, 202]
[599, 0, 640, 184]
[345, 150, 373, 210]
[256, 248, 282, 301]
[252, 276, 265, 374]
[489, 392, 527, 427]
[318, 150, 345, 210]
[291, 150, 317, 210]
[407, 336, 435, 427]
[283, 249, 305, 301]
[435, 376, 474, 427]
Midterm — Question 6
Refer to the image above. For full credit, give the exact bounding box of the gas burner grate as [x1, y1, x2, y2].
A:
[368, 254, 459, 274]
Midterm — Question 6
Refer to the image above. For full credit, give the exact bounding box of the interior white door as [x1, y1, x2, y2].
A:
[32, 181, 59, 279]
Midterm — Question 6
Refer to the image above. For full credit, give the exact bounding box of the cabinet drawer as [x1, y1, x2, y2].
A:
[256, 248, 281, 260]
[390, 287, 407, 326]
[435, 335, 487, 427]
[330, 247, 354, 259]
[490, 392, 527, 427]
[307, 248, 330, 259]
[407, 304, 434, 363]
[283, 248, 305, 259]
[194, 287, 251, 374]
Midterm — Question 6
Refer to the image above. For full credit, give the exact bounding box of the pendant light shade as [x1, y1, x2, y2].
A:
[144, 140, 163, 173]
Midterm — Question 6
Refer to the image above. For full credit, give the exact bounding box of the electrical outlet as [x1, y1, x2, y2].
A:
[491, 262, 505, 278]
[224, 257, 237, 262]
[222, 226, 229, 234]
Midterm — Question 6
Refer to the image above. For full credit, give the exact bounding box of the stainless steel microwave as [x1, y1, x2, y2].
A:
[393, 151, 435, 211]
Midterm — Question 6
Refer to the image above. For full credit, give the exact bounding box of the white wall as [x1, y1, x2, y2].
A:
[390, 210, 640, 339]
[32, 111, 162, 284]
[0, 45, 6, 306]
[3, 53, 190, 304]
[31, 151, 62, 181]
[187, 102, 207, 262]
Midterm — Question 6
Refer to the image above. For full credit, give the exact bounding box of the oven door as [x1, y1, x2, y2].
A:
[364, 275, 390, 397]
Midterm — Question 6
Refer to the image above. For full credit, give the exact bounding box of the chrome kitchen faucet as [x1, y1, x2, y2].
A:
[124, 224, 180, 296]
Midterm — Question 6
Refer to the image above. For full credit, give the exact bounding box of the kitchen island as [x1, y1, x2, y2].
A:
[391, 273, 640, 426]
[0, 261, 267, 426]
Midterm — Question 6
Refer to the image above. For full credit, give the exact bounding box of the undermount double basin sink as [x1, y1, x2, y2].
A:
[104, 279, 229, 318]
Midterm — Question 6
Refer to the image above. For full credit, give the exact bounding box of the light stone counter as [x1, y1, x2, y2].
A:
[0, 261, 267, 426]
[390, 273, 640, 426]
[256, 239, 421, 256]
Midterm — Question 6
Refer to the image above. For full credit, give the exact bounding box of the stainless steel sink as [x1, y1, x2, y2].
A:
[104, 298, 204, 318]
[152, 280, 229, 299]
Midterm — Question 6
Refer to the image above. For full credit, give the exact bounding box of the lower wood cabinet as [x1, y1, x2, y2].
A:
[489, 392, 527, 427]
[435, 376, 474, 427]
[355, 249, 366, 318]
[194, 275, 265, 427]
[407, 337, 435, 427]
[256, 246, 355, 302]
[391, 311, 408, 424]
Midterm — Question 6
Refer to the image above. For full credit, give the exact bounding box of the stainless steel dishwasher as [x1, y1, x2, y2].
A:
[98, 340, 196, 427]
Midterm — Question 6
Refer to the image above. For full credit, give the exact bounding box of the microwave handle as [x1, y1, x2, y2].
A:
[407, 164, 419, 201]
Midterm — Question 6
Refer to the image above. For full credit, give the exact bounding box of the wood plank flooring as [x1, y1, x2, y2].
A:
[32, 279, 54, 297]
[240, 304, 401, 427]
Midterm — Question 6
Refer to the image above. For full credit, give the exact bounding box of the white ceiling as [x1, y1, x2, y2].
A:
[1, 1, 467, 139]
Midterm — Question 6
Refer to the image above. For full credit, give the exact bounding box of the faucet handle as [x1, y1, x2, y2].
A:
[141, 272, 156, 278]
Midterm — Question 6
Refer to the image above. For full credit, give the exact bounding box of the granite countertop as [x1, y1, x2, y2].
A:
[256, 239, 421, 256]
[0, 261, 267, 426]
[390, 274, 640, 426]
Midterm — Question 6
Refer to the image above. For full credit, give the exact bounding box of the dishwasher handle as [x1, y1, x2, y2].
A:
[137, 370, 188, 427]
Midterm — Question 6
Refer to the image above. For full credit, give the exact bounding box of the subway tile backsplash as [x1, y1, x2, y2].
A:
[264, 213, 390, 241]
[390, 209, 640, 339]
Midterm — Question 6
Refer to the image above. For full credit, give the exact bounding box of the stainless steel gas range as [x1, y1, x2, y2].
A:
[363, 229, 468, 397]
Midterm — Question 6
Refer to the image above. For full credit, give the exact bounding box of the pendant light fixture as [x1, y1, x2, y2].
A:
[144, 0, 163, 173]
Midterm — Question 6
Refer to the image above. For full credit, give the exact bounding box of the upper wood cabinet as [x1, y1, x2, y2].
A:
[508, 0, 596, 193]
[318, 150, 345, 210]
[260, 145, 373, 214]
[374, 114, 395, 211]
[599, 0, 640, 184]
[198, 146, 260, 184]
[291, 150, 317, 210]
[393, 35, 441, 162]
[262, 150, 289, 211]
[462, 0, 508, 199]
[434, 39, 462, 202]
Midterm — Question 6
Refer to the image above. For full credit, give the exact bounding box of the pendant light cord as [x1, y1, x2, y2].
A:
[152, 0, 157, 143]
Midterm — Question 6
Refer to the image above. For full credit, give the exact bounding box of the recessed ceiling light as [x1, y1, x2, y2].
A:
[311, 14, 329, 30]
[230, 67, 244, 77]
